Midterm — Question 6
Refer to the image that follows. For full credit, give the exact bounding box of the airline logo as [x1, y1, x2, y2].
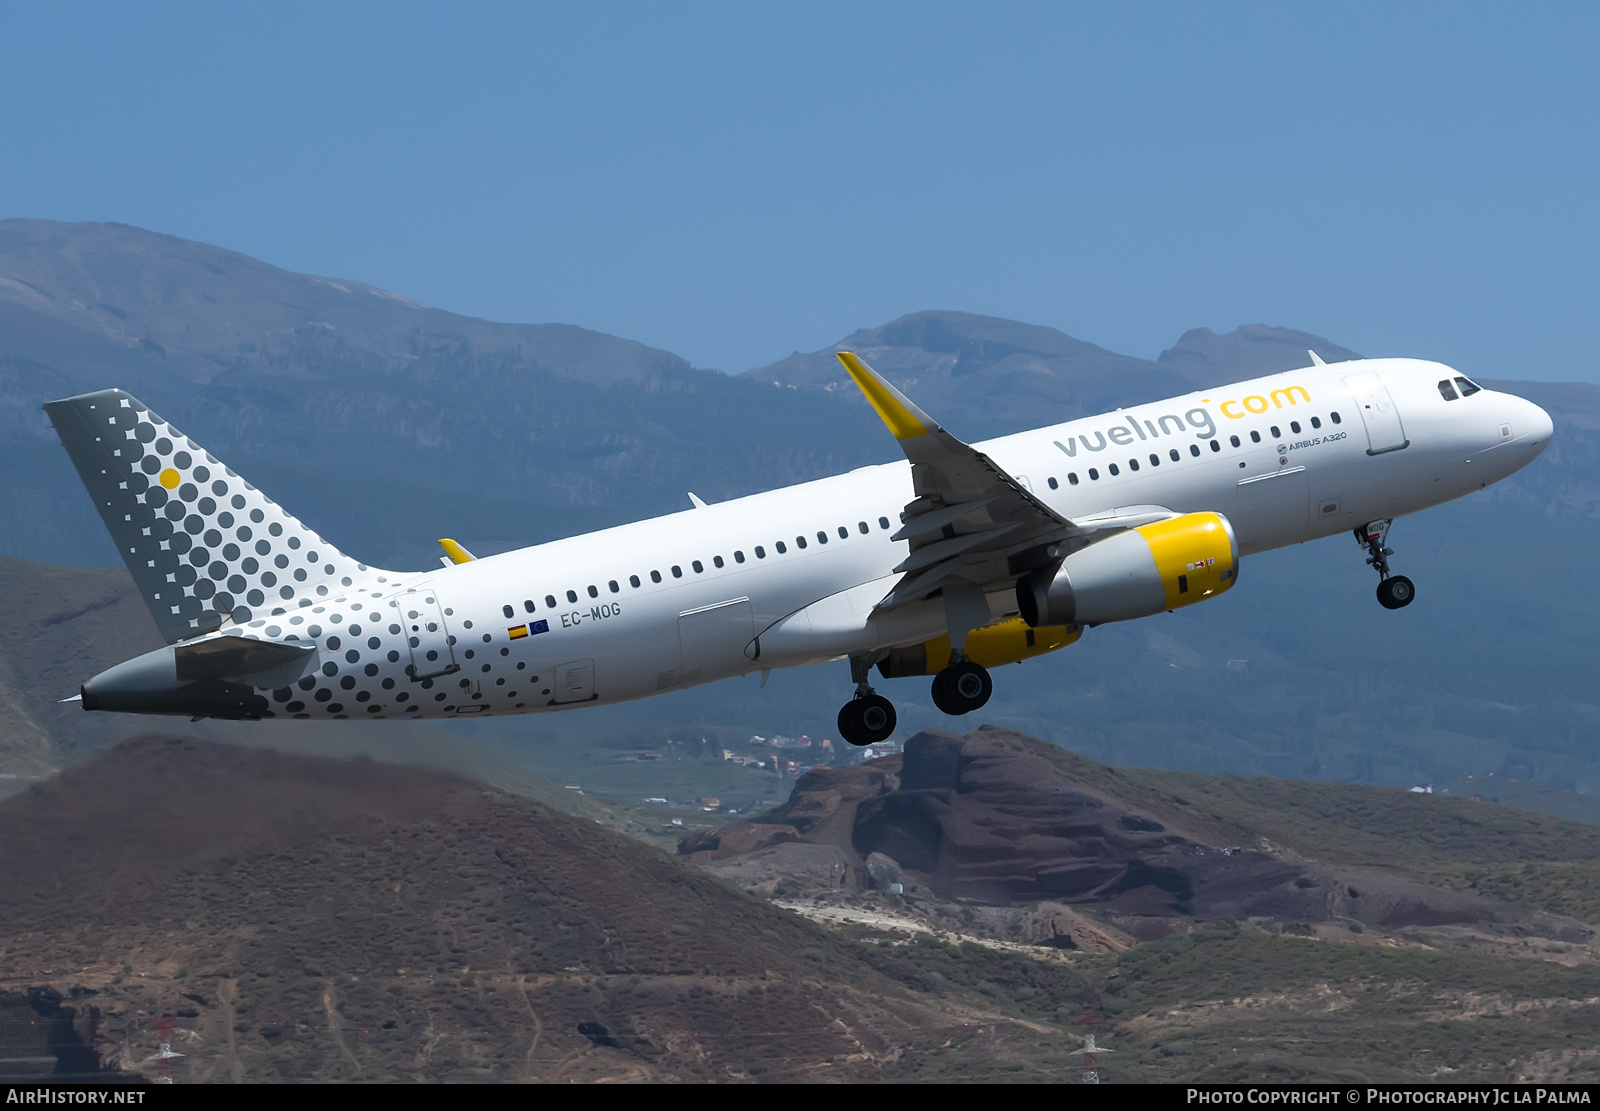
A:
[1052, 383, 1315, 458]
[1210, 385, 1311, 420]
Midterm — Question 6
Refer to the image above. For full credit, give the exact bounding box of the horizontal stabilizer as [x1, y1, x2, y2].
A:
[174, 635, 316, 681]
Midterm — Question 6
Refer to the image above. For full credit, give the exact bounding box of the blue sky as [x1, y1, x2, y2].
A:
[1, 3, 1595, 381]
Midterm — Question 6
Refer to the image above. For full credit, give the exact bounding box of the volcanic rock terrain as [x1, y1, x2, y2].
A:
[686, 728, 1596, 949]
[0, 734, 1098, 1082]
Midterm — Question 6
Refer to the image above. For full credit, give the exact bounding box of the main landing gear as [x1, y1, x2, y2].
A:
[1357, 519, 1415, 610]
[930, 659, 993, 716]
[837, 654, 897, 748]
[836, 654, 998, 746]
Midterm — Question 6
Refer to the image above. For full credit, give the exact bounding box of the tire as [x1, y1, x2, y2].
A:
[838, 695, 896, 746]
[932, 661, 993, 715]
[1377, 575, 1415, 610]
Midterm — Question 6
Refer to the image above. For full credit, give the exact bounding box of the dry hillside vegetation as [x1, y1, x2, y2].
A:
[0, 736, 1098, 1082]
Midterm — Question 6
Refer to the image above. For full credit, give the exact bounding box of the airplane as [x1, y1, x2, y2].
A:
[45, 351, 1552, 746]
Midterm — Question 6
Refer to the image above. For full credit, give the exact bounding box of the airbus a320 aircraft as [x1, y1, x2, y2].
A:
[47, 351, 1550, 746]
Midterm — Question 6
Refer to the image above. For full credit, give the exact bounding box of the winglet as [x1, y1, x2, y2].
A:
[438, 538, 476, 564]
[1308, 349, 1327, 366]
[688, 492, 708, 509]
[836, 352, 937, 440]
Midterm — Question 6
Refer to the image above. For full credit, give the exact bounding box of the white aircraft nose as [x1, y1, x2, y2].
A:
[1520, 396, 1554, 452]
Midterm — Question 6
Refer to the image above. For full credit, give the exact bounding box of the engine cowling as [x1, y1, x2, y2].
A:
[1016, 511, 1239, 628]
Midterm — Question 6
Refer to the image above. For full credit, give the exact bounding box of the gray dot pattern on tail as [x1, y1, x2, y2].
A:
[46, 389, 370, 639]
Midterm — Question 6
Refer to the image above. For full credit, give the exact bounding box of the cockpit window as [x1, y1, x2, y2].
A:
[1438, 379, 1459, 401]
[1455, 376, 1482, 397]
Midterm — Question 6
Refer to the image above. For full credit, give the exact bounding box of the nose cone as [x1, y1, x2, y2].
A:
[1524, 398, 1554, 452]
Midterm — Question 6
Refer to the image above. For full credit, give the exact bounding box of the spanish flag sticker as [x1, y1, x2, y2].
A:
[508, 624, 529, 640]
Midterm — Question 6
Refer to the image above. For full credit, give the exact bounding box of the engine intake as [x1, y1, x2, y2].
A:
[1017, 511, 1239, 627]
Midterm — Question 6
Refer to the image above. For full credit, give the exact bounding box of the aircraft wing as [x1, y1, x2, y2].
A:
[837, 352, 1175, 611]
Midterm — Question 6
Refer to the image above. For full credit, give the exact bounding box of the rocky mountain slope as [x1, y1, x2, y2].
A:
[674, 728, 1600, 1083]
[689, 728, 1600, 948]
[0, 735, 1104, 1082]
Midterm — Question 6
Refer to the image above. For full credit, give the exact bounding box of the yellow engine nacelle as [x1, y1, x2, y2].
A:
[877, 617, 1080, 678]
[1017, 511, 1239, 628]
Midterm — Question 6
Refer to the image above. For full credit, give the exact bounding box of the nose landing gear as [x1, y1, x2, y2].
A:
[837, 654, 897, 747]
[1357, 519, 1415, 610]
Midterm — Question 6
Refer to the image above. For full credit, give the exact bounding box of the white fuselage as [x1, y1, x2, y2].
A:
[227, 358, 1549, 721]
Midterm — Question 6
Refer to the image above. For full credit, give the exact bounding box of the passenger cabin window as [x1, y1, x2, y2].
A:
[566, 590, 578, 603]
[545, 594, 557, 608]
[1310, 416, 1322, 429]
[1189, 444, 1201, 457]
[1108, 463, 1120, 476]
[1229, 435, 1240, 447]
[857, 521, 869, 534]
[1128, 458, 1139, 471]
[775, 541, 786, 554]
[671, 566, 682, 578]
[1455, 376, 1482, 397]
[713, 555, 724, 568]
[734, 550, 745, 563]
[816, 531, 828, 544]
[650, 571, 661, 583]
[629, 575, 641, 587]
[1069, 473, 1080, 485]
[691, 560, 703, 573]
[878, 517, 890, 529]
[1250, 430, 1261, 442]
[755, 546, 766, 558]
[1209, 440, 1221, 452]
[1047, 476, 1059, 489]
[795, 536, 807, 549]
[1271, 425, 1281, 438]
[503, 604, 514, 618]
[1331, 412, 1342, 424]
[523, 599, 536, 613]
[608, 580, 619, 593]
[587, 585, 598, 598]
[1088, 468, 1099, 480]
[1290, 421, 1301, 434]
[838, 526, 848, 539]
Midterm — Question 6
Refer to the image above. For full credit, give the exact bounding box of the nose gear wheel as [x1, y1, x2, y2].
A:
[1357, 519, 1415, 609]
[1377, 575, 1415, 609]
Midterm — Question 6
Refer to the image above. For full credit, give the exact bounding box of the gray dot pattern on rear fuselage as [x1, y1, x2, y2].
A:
[54, 390, 542, 723]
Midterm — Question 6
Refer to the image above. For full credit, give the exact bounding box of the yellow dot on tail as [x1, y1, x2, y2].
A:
[159, 468, 180, 489]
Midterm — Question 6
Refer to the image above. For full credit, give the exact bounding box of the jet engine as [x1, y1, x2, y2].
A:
[1016, 511, 1238, 628]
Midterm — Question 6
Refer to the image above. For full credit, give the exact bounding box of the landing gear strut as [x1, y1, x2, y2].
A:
[1357, 519, 1415, 610]
[837, 654, 897, 747]
[931, 659, 993, 716]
